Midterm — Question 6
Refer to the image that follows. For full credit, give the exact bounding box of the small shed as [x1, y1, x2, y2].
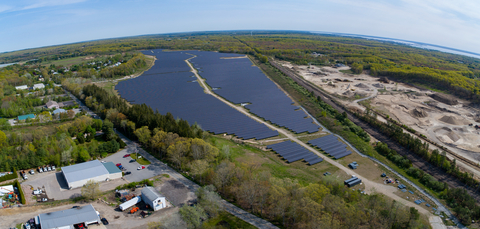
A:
[46, 101, 59, 109]
[141, 187, 166, 211]
[15, 85, 28, 90]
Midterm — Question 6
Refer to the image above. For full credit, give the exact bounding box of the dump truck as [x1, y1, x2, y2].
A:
[119, 196, 141, 211]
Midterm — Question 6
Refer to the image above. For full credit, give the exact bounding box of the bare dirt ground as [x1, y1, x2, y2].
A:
[3, 175, 192, 229]
[281, 61, 480, 170]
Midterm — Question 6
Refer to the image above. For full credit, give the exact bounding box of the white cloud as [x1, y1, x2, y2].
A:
[22, 0, 87, 10]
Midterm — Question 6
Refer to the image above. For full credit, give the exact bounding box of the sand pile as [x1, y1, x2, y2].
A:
[342, 90, 354, 97]
[411, 108, 428, 118]
[439, 115, 467, 125]
[435, 127, 461, 143]
[430, 93, 459, 105]
[355, 83, 369, 88]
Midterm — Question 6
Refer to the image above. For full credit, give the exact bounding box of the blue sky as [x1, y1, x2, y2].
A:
[1, 0, 480, 54]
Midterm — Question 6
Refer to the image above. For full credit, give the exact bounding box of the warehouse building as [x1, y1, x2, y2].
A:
[61, 160, 122, 189]
[37, 204, 100, 229]
[141, 186, 167, 211]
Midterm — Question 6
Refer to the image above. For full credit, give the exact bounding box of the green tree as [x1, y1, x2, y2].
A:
[102, 119, 115, 141]
[135, 126, 151, 147]
[179, 205, 207, 229]
[81, 180, 101, 200]
[78, 148, 90, 162]
[0, 130, 6, 146]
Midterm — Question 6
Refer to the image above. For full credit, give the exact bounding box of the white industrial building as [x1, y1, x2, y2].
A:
[37, 204, 100, 229]
[61, 160, 122, 189]
[33, 83, 45, 90]
[141, 186, 167, 211]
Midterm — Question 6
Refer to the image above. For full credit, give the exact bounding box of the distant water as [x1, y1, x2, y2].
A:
[0, 63, 15, 68]
[311, 31, 480, 59]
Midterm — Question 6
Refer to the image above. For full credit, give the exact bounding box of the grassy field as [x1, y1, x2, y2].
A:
[203, 211, 257, 229]
[209, 136, 345, 186]
[41, 56, 93, 67]
[130, 153, 151, 165]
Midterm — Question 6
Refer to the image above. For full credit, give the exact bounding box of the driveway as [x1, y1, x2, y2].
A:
[23, 172, 127, 201]
[102, 148, 169, 183]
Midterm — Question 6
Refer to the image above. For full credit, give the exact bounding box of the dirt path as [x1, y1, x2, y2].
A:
[184, 56, 452, 228]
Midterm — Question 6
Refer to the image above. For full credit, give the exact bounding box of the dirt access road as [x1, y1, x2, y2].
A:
[185, 56, 449, 228]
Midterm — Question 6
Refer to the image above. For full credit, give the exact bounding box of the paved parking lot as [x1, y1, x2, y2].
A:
[103, 148, 169, 183]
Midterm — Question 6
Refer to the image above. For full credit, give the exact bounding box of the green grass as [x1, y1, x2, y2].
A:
[209, 136, 339, 186]
[130, 153, 151, 165]
[16, 223, 22, 229]
[41, 56, 90, 67]
[339, 69, 354, 74]
[202, 211, 257, 229]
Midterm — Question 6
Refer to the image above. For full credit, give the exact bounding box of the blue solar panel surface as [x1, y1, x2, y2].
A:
[308, 135, 352, 159]
[267, 141, 323, 165]
[188, 51, 319, 134]
[116, 50, 278, 140]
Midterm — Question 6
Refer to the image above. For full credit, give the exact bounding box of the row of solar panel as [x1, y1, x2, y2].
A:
[116, 56, 279, 140]
[307, 135, 352, 159]
[189, 51, 320, 134]
[267, 141, 323, 165]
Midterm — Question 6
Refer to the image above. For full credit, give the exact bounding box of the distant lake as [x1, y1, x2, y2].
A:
[312, 31, 480, 59]
[0, 63, 15, 68]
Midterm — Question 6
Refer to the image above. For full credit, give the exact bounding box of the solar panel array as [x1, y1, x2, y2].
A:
[308, 135, 352, 159]
[116, 50, 278, 140]
[188, 51, 319, 134]
[267, 141, 323, 165]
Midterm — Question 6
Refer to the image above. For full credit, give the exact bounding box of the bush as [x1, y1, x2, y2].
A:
[14, 180, 26, 204]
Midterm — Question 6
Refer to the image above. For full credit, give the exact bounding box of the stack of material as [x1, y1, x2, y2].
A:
[344, 177, 362, 187]
[348, 161, 358, 169]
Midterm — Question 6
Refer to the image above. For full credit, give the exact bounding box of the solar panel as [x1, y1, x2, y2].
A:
[116, 50, 278, 140]
[267, 141, 322, 164]
[187, 51, 320, 134]
[307, 157, 323, 165]
[333, 151, 352, 159]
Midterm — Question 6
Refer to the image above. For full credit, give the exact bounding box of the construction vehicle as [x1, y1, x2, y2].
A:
[130, 207, 139, 214]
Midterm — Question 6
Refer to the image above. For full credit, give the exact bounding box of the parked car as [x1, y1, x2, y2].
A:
[116, 163, 122, 167]
[38, 167, 43, 173]
[137, 166, 145, 170]
[123, 154, 131, 158]
[129, 159, 136, 163]
[72, 206, 79, 208]
[125, 171, 131, 175]
[24, 222, 30, 229]
[52, 165, 56, 170]
[101, 218, 109, 225]
[29, 169, 34, 175]
[42, 198, 47, 202]
[47, 166, 52, 171]
[33, 189, 42, 195]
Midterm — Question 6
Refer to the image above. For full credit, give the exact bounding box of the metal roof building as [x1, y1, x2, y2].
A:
[33, 83, 45, 90]
[38, 204, 99, 229]
[62, 160, 121, 189]
[141, 186, 167, 211]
